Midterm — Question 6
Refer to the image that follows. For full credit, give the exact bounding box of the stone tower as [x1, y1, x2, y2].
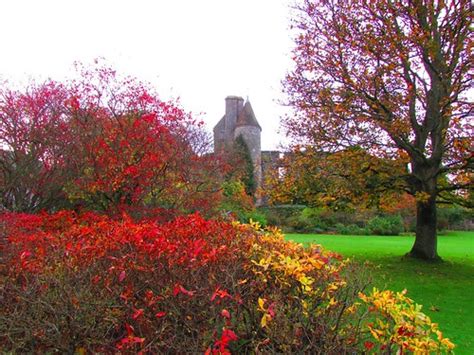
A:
[213, 96, 262, 198]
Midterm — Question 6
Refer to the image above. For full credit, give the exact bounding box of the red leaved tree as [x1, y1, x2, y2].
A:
[284, 0, 473, 259]
[0, 62, 223, 217]
[0, 81, 74, 211]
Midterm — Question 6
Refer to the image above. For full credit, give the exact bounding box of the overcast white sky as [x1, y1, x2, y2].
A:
[0, 0, 294, 150]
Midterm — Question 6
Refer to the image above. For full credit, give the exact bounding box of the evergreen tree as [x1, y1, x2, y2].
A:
[234, 135, 256, 196]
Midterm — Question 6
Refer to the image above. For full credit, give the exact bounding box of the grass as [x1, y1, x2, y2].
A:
[286, 231, 474, 354]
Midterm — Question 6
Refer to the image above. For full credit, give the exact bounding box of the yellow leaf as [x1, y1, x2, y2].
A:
[260, 314, 272, 328]
[441, 337, 455, 350]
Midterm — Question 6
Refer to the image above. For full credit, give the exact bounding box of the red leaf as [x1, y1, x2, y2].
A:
[268, 302, 276, 318]
[91, 275, 101, 284]
[211, 287, 231, 302]
[221, 309, 231, 319]
[20, 250, 32, 259]
[364, 341, 375, 350]
[132, 308, 144, 320]
[173, 283, 194, 297]
[125, 323, 134, 336]
[119, 270, 126, 282]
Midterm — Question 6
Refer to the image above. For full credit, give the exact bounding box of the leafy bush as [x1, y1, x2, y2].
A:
[367, 215, 404, 236]
[300, 207, 332, 231]
[437, 206, 473, 231]
[262, 206, 388, 235]
[219, 180, 253, 215]
[359, 288, 455, 352]
[284, 214, 315, 233]
[219, 180, 267, 226]
[335, 223, 369, 235]
[0, 211, 453, 353]
[258, 205, 313, 232]
[240, 209, 267, 227]
[258, 205, 306, 226]
[257, 207, 282, 227]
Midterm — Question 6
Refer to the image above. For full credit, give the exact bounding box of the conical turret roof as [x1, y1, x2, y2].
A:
[236, 101, 261, 130]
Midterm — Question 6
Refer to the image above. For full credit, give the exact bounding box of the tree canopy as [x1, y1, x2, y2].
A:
[0, 63, 222, 218]
[266, 147, 410, 211]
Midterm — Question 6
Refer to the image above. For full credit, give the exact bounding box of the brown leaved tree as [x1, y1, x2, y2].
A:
[284, 0, 473, 260]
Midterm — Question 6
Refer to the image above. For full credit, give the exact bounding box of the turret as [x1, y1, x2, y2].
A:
[213, 96, 263, 204]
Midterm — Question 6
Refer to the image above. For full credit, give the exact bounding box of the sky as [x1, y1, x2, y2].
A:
[0, 0, 295, 150]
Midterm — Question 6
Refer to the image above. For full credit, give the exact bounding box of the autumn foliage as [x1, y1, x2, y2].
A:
[0, 211, 453, 353]
[0, 62, 222, 217]
[284, 0, 473, 259]
[266, 147, 411, 212]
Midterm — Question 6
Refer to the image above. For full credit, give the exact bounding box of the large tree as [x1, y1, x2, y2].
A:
[284, 0, 473, 259]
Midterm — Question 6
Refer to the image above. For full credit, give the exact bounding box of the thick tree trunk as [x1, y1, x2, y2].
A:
[409, 194, 440, 260]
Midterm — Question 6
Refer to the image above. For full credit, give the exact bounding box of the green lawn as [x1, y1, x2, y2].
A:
[286, 231, 474, 354]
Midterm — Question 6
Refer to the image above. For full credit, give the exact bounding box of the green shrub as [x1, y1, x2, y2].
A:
[258, 205, 307, 230]
[301, 207, 339, 229]
[219, 180, 254, 220]
[335, 223, 369, 235]
[437, 206, 473, 231]
[301, 207, 331, 231]
[262, 202, 473, 236]
[240, 209, 267, 227]
[284, 214, 315, 233]
[367, 215, 404, 235]
[301, 207, 376, 232]
[268, 205, 306, 219]
[257, 207, 281, 226]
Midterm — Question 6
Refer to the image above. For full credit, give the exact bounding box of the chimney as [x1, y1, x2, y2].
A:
[225, 96, 244, 138]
